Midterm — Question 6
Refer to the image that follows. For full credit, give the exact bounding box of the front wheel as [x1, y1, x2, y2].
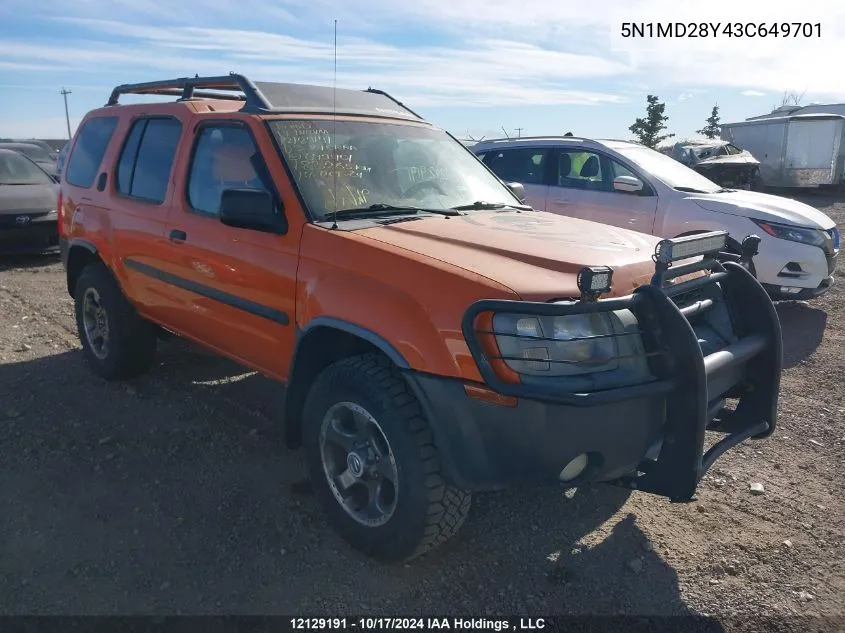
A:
[302, 353, 471, 562]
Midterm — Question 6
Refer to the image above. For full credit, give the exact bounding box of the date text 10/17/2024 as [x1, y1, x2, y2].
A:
[290, 618, 547, 631]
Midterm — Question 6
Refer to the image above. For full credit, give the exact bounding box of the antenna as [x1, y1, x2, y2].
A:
[500, 126, 511, 140]
[330, 19, 339, 230]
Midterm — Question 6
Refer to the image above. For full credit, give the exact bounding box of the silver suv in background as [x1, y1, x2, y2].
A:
[473, 137, 839, 301]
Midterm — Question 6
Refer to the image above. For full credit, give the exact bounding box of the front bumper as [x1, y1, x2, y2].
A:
[753, 234, 838, 299]
[762, 275, 834, 301]
[410, 252, 782, 503]
[0, 215, 59, 255]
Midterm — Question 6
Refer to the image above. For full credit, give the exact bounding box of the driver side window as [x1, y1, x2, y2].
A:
[187, 124, 274, 216]
[556, 149, 606, 191]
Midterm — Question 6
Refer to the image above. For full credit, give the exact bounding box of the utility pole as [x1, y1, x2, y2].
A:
[61, 87, 72, 140]
[515, 127, 524, 137]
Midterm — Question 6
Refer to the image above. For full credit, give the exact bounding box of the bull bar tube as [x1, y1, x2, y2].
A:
[460, 231, 782, 502]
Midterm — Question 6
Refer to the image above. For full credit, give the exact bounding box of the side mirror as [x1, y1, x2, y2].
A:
[506, 182, 526, 203]
[613, 175, 644, 193]
[219, 188, 285, 233]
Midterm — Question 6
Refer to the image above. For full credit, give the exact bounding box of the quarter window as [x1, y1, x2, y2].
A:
[65, 116, 118, 189]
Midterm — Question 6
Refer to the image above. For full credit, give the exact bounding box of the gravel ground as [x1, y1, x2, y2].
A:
[0, 193, 843, 619]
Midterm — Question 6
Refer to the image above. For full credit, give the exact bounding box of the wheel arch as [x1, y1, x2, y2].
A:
[65, 239, 104, 297]
[283, 319, 410, 449]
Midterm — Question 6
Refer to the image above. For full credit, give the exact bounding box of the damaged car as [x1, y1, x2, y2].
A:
[671, 140, 762, 190]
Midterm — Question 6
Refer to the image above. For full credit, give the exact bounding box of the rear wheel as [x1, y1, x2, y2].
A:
[302, 353, 471, 562]
[74, 263, 157, 380]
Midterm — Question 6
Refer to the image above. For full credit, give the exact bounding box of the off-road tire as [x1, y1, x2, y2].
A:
[302, 353, 471, 562]
[74, 262, 157, 380]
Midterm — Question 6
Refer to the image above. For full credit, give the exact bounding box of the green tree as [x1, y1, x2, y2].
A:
[697, 104, 721, 139]
[629, 94, 675, 148]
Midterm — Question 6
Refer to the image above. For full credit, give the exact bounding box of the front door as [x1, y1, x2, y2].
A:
[545, 148, 658, 235]
[156, 120, 299, 379]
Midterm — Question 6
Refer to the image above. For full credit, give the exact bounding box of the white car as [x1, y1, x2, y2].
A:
[473, 137, 840, 300]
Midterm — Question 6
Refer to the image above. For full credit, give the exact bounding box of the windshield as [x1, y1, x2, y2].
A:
[268, 119, 521, 220]
[3, 144, 53, 162]
[0, 152, 54, 185]
[615, 144, 721, 193]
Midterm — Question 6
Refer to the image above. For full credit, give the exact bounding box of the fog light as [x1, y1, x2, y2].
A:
[779, 286, 802, 295]
[559, 453, 589, 482]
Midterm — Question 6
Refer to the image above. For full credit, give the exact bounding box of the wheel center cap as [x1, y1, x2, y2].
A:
[347, 452, 365, 477]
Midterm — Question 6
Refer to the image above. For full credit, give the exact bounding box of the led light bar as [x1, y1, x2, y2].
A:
[654, 231, 728, 265]
[577, 265, 613, 300]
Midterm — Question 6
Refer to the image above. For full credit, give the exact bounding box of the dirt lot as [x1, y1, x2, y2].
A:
[0, 194, 843, 620]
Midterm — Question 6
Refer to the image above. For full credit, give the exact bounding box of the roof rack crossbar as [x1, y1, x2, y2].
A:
[106, 73, 267, 108]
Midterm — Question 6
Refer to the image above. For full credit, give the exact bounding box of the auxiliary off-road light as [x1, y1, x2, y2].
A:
[577, 265, 613, 300]
[654, 230, 728, 265]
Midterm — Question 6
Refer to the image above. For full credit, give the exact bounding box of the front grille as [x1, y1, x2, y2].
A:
[0, 213, 50, 228]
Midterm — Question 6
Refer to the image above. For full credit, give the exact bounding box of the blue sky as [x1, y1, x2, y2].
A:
[1, 0, 843, 142]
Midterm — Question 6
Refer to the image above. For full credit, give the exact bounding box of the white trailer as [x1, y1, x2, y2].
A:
[720, 113, 845, 188]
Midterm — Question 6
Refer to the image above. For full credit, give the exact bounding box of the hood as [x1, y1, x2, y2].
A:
[691, 189, 836, 229]
[0, 182, 58, 215]
[356, 211, 661, 300]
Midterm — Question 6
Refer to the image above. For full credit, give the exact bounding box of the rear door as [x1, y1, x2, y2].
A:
[546, 148, 658, 234]
[481, 147, 551, 210]
[106, 114, 187, 325]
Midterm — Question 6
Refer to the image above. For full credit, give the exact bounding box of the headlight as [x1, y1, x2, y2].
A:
[491, 312, 619, 376]
[751, 219, 827, 248]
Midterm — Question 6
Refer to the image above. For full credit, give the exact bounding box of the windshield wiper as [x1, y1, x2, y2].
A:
[674, 186, 711, 194]
[330, 204, 462, 218]
[451, 201, 531, 211]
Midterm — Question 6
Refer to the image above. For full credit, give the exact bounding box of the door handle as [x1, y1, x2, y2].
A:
[169, 229, 187, 242]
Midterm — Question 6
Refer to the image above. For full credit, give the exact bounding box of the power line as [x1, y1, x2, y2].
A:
[61, 87, 72, 140]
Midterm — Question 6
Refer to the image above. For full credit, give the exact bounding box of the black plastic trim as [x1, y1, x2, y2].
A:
[295, 316, 410, 369]
[124, 258, 289, 325]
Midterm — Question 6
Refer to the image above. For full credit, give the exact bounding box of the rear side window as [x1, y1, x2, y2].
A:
[116, 117, 183, 204]
[65, 116, 118, 188]
[484, 148, 548, 185]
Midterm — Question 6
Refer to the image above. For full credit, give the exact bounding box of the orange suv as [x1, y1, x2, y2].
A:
[59, 74, 783, 562]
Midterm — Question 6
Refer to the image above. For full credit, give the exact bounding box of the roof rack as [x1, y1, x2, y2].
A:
[106, 73, 264, 108]
[105, 73, 427, 122]
[476, 136, 594, 144]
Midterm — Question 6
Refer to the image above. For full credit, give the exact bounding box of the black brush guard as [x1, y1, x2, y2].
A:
[460, 237, 782, 502]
